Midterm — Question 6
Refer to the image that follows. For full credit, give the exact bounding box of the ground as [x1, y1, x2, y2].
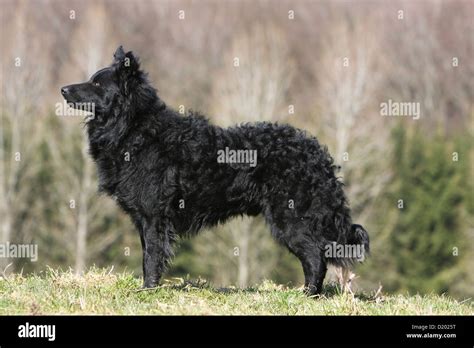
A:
[0, 268, 471, 315]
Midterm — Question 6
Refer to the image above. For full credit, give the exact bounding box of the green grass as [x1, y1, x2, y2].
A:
[0, 268, 472, 315]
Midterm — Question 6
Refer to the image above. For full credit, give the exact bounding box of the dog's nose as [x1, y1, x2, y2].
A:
[61, 87, 69, 96]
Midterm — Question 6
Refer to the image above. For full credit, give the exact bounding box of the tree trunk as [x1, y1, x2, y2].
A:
[75, 138, 92, 274]
[0, 212, 12, 270]
[237, 219, 250, 288]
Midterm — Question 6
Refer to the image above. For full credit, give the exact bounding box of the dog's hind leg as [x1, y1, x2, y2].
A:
[306, 254, 327, 296]
[131, 218, 147, 282]
[266, 208, 327, 296]
[276, 228, 327, 296]
[293, 242, 327, 296]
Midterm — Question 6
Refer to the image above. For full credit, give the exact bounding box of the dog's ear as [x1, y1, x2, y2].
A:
[123, 51, 140, 73]
[114, 46, 140, 76]
[113, 45, 126, 62]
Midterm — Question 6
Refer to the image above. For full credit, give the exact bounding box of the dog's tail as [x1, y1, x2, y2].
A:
[326, 209, 370, 292]
[348, 223, 370, 257]
[335, 223, 370, 292]
[327, 211, 370, 267]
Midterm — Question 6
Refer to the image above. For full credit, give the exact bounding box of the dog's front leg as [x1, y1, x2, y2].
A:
[142, 219, 173, 288]
[131, 217, 147, 284]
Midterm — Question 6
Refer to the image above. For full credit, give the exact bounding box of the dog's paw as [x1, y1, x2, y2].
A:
[304, 285, 323, 298]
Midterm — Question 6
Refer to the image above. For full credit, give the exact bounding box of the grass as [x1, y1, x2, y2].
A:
[0, 267, 472, 315]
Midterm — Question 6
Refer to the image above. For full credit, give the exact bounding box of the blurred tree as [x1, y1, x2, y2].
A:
[389, 126, 470, 294]
[57, 1, 123, 274]
[0, 1, 52, 271]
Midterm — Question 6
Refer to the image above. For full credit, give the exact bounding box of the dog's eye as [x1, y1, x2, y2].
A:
[93, 81, 100, 87]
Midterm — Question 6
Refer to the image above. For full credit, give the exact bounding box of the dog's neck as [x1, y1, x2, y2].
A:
[87, 102, 181, 171]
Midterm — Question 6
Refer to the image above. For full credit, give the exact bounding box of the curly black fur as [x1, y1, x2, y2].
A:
[61, 46, 369, 295]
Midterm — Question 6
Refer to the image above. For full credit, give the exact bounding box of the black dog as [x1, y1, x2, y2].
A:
[61, 46, 369, 295]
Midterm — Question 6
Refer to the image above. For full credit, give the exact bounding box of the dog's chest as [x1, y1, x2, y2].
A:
[96, 157, 135, 197]
[97, 158, 147, 208]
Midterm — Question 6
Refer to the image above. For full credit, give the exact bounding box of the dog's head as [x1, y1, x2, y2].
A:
[61, 46, 158, 122]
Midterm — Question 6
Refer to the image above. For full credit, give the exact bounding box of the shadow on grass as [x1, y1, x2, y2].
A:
[137, 278, 376, 302]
